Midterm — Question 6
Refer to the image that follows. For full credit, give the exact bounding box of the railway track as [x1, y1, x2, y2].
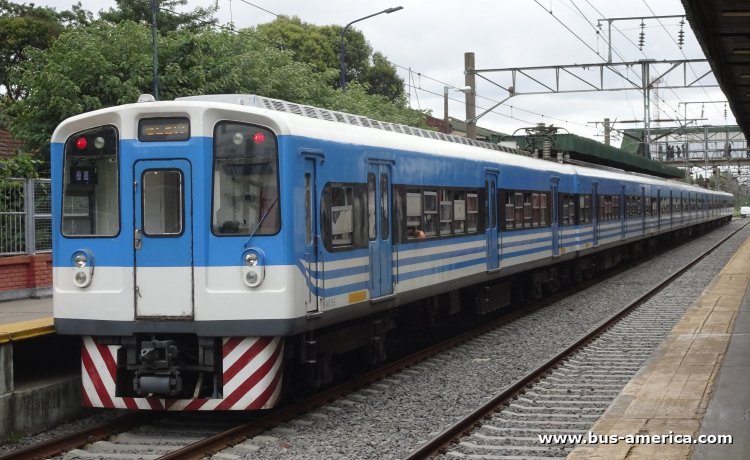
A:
[406, 220, 749, 459]
[2, 221, 745, 460]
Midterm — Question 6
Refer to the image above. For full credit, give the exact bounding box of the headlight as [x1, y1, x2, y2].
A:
[241, 249, 265, 288]
[245, 271, 259, 285]
[244, 252, 258, 266]
[74, 253, 88, 267]
[72, 250, 94, 288]
[74, 271, 88, 285]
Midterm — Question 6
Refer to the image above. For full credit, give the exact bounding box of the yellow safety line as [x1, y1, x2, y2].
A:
[0, 317, 54, 344]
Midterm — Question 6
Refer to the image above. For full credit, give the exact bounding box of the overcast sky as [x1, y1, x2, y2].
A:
[31, 0, 732, 145]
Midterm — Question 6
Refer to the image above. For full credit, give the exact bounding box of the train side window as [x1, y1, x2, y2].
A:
[423, 191, 438, 237]
[540, 193, 548, 226]
[561, 194, 576, 226]
[467, 193, 479, 232]
[405, 191, 422, 240]
[613, 195, 620, 219]
[522, 193, 532, 227]
[569, 196, 577, 225]
[531, 193, 540, 227]
[504, 193, 515, 230]
[454, 191, 466, 234]
[380, 174, 389, 240]
[580, 195, 591, 223]
[330, 185, 353, 246]
[439, 190, 453, 235]
[513, 192, 524, 227]
[603, 196, 609, 220]
[368, 174, 376, 241]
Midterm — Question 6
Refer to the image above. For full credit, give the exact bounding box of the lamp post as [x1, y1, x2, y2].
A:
[443, 86, 472, 134]
[150, 0, 159, 100]
[339, 6, 403, 90]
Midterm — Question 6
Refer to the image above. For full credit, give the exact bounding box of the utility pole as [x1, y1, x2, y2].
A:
[465, 52, 477, 140]
[443, 86, 449, 134]
[604, 118, 611, 146]
[641, 60, 653, 158]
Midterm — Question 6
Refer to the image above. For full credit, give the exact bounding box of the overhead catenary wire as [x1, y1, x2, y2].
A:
[393, 62, 599, 133]
[166, 0, 684, 141]
[640, 0, 724, 120]
[564, 0, 687, 122]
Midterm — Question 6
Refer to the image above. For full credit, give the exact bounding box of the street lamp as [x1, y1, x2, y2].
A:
[339, 6, 404, 90]
[444, 86, 472, 134]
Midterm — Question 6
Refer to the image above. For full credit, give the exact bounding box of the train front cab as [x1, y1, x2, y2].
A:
[53, 113, 288, 411]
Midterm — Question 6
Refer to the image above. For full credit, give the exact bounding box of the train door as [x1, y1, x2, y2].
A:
[620, 186, 626, 240]
[641, 186, 646, 235]
[133, 159, 194, 318]
[485, 170, 499, 270]
[304, 157, 319, 313]
[368, 162, 393, 299]
[592, 183, 599, 247]
[657, 190, 662, 231]
[551, 179, 560, 257]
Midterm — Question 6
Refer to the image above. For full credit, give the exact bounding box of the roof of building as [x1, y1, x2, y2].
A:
[681, 0, 750, 140]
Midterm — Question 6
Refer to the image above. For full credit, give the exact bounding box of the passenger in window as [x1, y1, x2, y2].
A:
[407, 226, 426, 240]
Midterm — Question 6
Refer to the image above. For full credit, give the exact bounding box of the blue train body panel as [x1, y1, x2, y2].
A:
[49, 95, 733, 411]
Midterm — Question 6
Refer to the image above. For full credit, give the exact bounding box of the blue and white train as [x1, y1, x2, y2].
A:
[52, 94, 733, 411]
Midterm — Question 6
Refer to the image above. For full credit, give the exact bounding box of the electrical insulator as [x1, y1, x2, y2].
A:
[701, 103, 704, 118]
[638, 20, 645, 50]
[724, 102, 728, 120]
[678, 19, 685, 49]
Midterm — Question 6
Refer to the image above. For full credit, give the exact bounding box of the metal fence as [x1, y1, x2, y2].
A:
[0, 178, 52, 256]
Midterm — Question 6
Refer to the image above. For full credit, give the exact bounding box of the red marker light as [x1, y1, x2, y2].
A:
[253, 132, 265, 144]
[75, 137, 87, 150]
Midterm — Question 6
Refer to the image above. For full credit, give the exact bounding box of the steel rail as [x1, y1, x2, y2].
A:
[403, 219, 747, 459]
[0, 412, 159, 460]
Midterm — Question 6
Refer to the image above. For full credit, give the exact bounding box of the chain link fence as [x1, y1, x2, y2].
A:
[0, 178, 52, 256]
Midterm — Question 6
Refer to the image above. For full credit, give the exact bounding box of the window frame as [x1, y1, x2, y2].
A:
[210, 121, 281, 237]
[61, 125, 121, 238]
[140, 168, 185, 238]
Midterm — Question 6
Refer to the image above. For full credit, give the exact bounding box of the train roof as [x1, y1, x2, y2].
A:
[51, 94, 731, 198]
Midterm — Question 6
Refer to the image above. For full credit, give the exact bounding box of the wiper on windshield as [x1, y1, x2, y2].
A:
[244, 197, 279, 247]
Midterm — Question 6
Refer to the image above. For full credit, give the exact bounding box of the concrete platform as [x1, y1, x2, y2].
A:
[0, 297, 53, 344]
[0, 296, 87, 441]
[567, 234, 750, 459]
[0, 296, 52, 326]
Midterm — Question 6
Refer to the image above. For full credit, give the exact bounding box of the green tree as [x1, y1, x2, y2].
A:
[99, 0, 217, 33]
[257, 16, 405, 102]
[11, 21, 426, 156]
[367, 52, 403, 102]
[0, 0, 66, 100]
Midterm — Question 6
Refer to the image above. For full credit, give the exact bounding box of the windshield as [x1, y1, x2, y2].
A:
[61, 125, 119, 237]
[212, 121, 280, 235]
